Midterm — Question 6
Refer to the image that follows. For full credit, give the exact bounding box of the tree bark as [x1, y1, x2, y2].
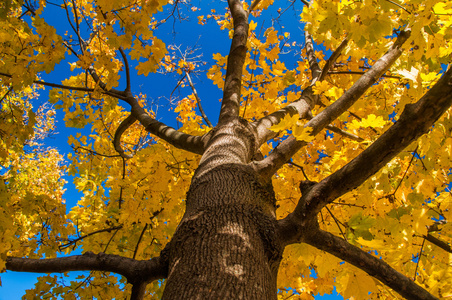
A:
[162, 164, 282, 299]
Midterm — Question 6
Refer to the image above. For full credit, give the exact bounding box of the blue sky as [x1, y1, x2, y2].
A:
[0, 1, 345, 299]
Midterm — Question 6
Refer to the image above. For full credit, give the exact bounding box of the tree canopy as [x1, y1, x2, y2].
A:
[1, 0, 452, 299]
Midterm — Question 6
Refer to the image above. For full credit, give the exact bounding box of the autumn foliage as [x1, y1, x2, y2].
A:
[1, 0, 452, 299]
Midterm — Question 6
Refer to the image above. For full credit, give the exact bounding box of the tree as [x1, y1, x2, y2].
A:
[1, 0, 451, 298]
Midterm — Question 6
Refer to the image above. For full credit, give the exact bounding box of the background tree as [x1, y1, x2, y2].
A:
[1, 0, 452, 299]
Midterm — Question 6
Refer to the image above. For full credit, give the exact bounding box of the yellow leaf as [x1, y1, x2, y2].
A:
[360, 114, 387, 128]
[293, 126, 315, 142]
[312, 80, 331, 95]
[269, 114, 299, 133]
[356, 237, 385, 248]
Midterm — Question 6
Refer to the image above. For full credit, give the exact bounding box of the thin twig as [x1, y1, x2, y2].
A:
[0, 86, 13, 105]
[133, 224, 148, 259]
[59, 226, 123, 250]
[0, 72, 95, 93]
[104, 227, 120, 252]
[73, 146, 122, 158]
[319, 38, 349, 81]
[413, 148, 427, 170]
[325, 206, 347, 240]
[71, 0, 84, 51]
[288, 159, 309, 180]
[185, 71, 213, 127]
[325, 124, 364, 142]
[385, 0, 411, 14]
[386, 146, 418, 199]
[413, 238, 425, 281]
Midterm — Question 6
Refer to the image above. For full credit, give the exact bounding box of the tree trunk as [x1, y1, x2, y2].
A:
[162, 164, 283, 299]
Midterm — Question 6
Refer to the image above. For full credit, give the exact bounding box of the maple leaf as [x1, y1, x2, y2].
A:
[269, 114, 299, 133]
[293, 126, 315, 142]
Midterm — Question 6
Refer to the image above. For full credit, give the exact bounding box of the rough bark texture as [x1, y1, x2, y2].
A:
[162, 163, 282, 299]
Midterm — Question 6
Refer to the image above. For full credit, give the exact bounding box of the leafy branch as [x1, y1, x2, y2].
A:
[253, 30, 411, 179]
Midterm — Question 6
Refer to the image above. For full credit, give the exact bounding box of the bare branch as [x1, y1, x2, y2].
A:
[218, 0, 249, 124]
[114, 114, 137, 158]
[252, 30, 411, 179]
[76, 47, 208, 155]
[185, 71, 213, 127]
[6, 252, 168, 285]
[304, 229, 438, 300]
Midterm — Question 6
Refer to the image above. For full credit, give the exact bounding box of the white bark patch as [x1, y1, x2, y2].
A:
[218, 222, 251, 280]
[223, 258, 245, 279]
[218, 222, 251, 248]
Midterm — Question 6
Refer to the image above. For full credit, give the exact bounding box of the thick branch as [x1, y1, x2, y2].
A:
[131, 281, 148, 300]
[251, 94, 314, 145]
[305, 31, 322, 82]
[305, 229, 438, 300]
[253, 30, 410, 179]
[279, 64, 452, 246]
[6, 252, 168, 285]
[328, 71, 400, 79]
[424, 233, 452, 254]
[114, 114, 137, 158]
[299, 66, 452, 218]
[127, 97, 208, 155]
[218, 0, 249, 124]
[85, 58, 208, 155]
[119, 47, 132, 92]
